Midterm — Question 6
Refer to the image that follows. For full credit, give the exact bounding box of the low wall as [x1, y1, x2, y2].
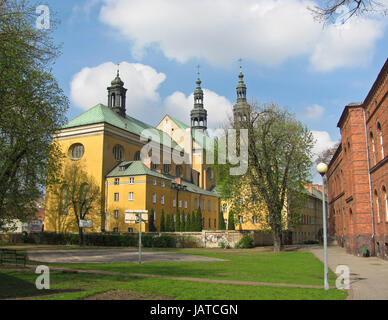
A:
[0, 230, 277, 248]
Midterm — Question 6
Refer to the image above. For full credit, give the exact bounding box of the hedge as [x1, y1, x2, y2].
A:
[21, 232, 181, 248]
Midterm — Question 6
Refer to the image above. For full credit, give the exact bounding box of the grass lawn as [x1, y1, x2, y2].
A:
[0, 268, 347, 300]
[48, 249, 340, 287]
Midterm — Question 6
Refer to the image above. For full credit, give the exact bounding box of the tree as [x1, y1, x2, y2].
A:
[196, 207, 203, 231]
[160, 209, 165, 232]
[185, 212, 191, 232]
[315, 142, 340, 165]
[148, 209, 156, 232]
[180, 210, 186, 232]
[0, 0, 68, 230]
[227, 211, 235, 230]
[191, 211, 196, 231]
[309, 0, 387, 24]
[58, 162, 100, 246]
[218, 211, 226, 230]
[218, 103, 314, 252]
[176, 210, 181, 232]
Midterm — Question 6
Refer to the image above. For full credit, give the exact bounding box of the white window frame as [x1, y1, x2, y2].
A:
[114, 178, 120, 185]
[173, 199, 176, 207]
[179, 200, 182, 208]
[129, 177, 134, 184]
[152, 193, 156, 204]
[128, 192, 134, 201]
[184, 200, 188, 209]
[114, 193, 119, 201]
[161, 195, 165, 205]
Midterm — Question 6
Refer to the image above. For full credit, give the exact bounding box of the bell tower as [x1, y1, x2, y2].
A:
[190, 66, 207, 132]
[107, 67, 127, 117]
[233, 61, 250, 125]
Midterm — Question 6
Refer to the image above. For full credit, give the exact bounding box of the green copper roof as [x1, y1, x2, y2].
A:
[106, 161, 219, 197]
[63, 104, 177, 148]
[106, 161, 167, 179]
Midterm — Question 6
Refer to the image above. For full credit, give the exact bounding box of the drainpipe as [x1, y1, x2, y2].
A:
[363, 108, 376, 256]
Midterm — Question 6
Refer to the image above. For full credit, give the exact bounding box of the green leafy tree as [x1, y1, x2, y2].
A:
[0, 0, 68, 230]
[160, 209, 165, 232]
[228, 211, 235, 230]
[180, 210, 186, 232]
[185, 212, 191, 232]
[148, 209, 156, 232]
[176, 210, 181, 232]
[196, 207, 203, 231]
[191, 211, 196, 231]
[218, 211, 226, 230]
[218, 103, 313, 252]
[165, 214, 171, 232]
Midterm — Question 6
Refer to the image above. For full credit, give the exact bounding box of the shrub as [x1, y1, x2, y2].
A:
[152, 234, 175, 248]
[303, 240, 319, 245]
[235, 235, 254, 248]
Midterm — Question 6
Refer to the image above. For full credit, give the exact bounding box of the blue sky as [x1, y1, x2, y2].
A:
[46, 0, 387, 169]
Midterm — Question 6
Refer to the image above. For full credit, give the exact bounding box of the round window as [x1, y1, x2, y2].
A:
[69, 143, 84, 160]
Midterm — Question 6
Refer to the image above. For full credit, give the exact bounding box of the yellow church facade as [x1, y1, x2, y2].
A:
[45, 71, 220, 233]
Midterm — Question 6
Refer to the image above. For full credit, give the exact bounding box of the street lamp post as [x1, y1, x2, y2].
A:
[317, 162, 329, 290]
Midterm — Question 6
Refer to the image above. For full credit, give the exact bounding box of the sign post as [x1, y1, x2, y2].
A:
[125, 210, 148, 264]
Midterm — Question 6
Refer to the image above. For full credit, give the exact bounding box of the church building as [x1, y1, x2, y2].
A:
[45, 70, 220, 233]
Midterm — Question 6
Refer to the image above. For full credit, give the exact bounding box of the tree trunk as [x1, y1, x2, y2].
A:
[273, 229, 282, 253]
[79, 226, 85, 247]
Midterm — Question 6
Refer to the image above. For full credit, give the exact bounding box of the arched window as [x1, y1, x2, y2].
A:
[375, 190, 381, 223]
[113, 145, 124, 161]
[377, 122, 384, 160]
[134, 151, 141, 161]
[176, 165, 182, 177]
[69, 143, 84, 161]
[383, 186, 388, 223]
[370, 132, 377, 165]
[163, 164, 170, 174]
[206, 167, 213, 180]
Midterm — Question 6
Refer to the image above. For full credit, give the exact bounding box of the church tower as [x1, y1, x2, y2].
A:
[190, 71, 207, 132]
[233, 66, 250, 125]
[107, 69, 127, 117]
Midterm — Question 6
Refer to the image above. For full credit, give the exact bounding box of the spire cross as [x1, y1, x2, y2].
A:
[117, 63, 120, 77]
[196, 64, 200, 77]
[238, 58, 243, 70]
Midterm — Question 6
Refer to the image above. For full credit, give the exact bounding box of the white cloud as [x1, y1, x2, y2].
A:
[97, 0, 386, 71]
[304, 104, 325, 119]
[311, 131, 338, 160]
[310, 17, 385, 71]
[164, 89, 233, 129]
[70, 61, 166, 120]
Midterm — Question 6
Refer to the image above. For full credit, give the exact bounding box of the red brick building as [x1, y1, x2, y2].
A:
[328, 59, 388, 258]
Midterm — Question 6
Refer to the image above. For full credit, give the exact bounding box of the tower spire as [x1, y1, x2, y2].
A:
[233, 60, 250, 125]
[107, 67, 127, 117]
[190, 66, 207, 131]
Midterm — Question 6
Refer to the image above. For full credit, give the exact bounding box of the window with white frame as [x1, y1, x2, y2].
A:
[114, 210, 119, 219]
[375, 190, 381, 223]
[114, 178, 120, 185]
[378, 122, 384, 159]
[161, 195, 165, 205]
[383, 186, 388, 222]
[173, 198, 176, 207]
[128, 192, 134, 201]
[179, 200, 182, 208]
[129, 177, 134, 184]
[194, 198, 199, 210]
[114, 193, 119, 201]
[184, 200, 188, 209]
[152, 193, 156, 203]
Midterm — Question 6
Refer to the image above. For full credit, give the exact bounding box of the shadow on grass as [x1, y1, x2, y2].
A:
[0, 271, 81, 299]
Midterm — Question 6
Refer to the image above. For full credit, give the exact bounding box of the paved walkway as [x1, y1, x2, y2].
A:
[309, 245, 388, 300]
[27, 249, 225, 264]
